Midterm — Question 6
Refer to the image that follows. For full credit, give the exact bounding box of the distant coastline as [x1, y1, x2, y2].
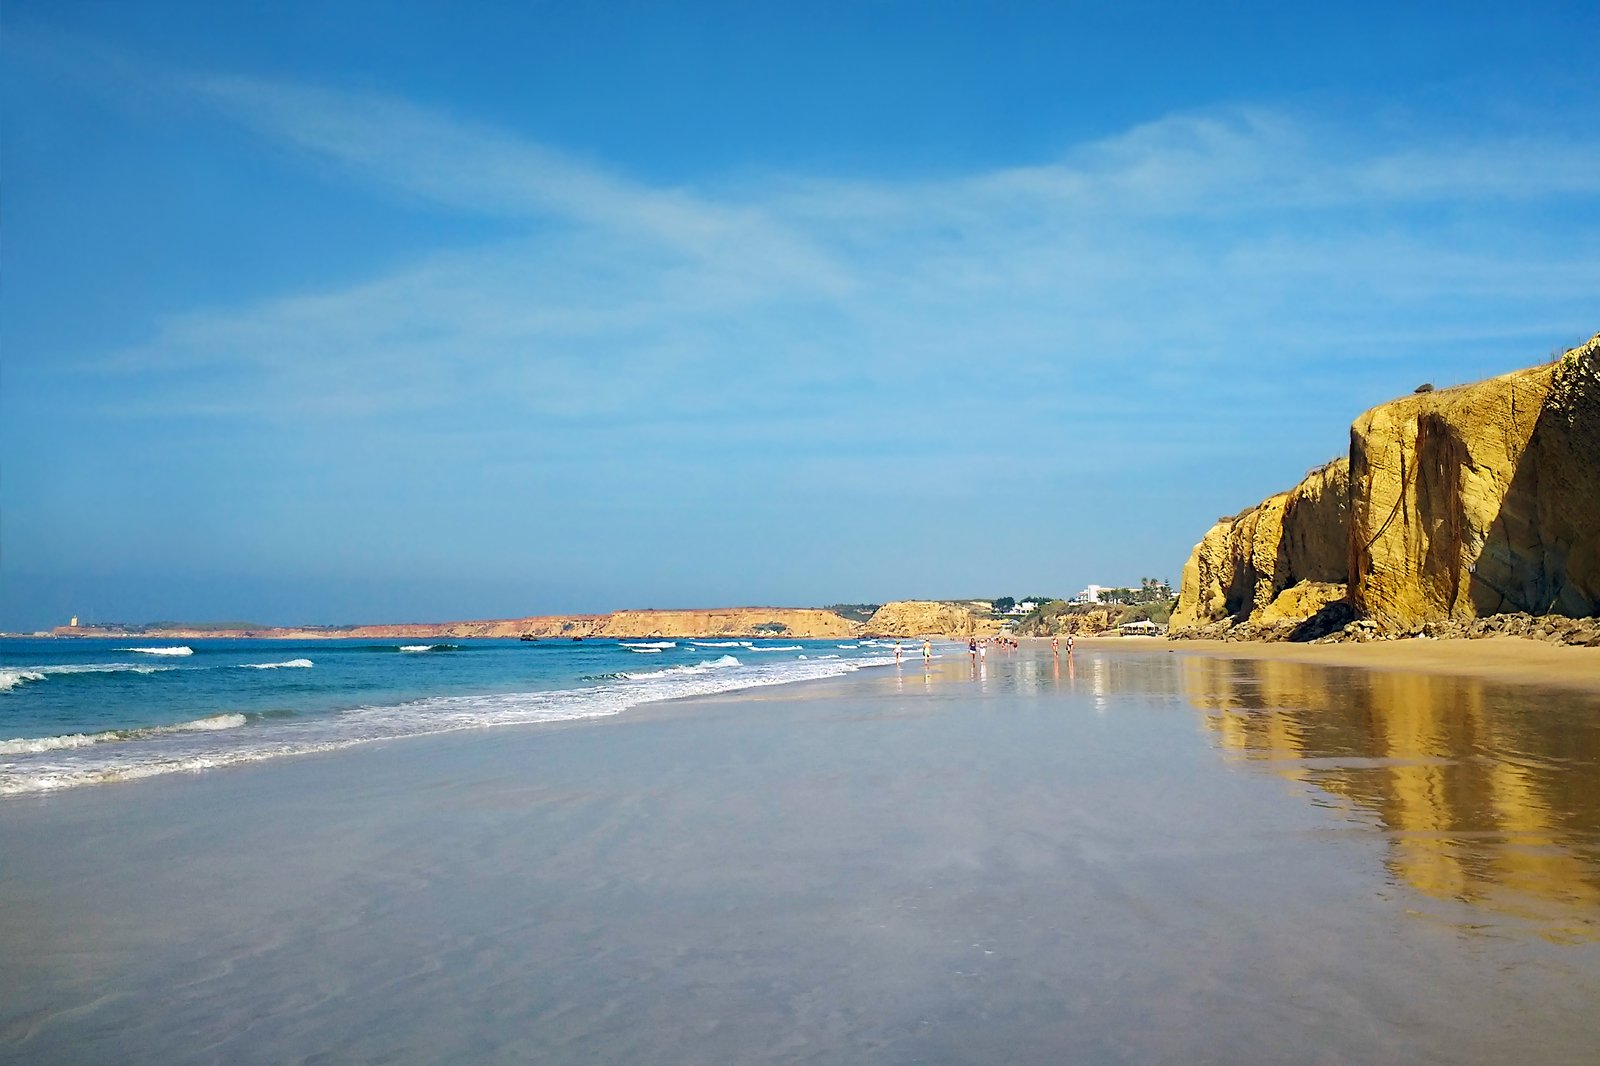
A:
[41, 600, 1012, 642]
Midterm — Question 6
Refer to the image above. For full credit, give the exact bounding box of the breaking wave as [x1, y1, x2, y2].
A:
[399, 644, 458, 653]
[0, 713, 248, 755]
[241, 659, 314, 669]
[122, 646, 194, 656]
[1, 663, 177, 692]
[618, 655, 741, 681]
[1, 651, 897, 795]
[621, 641, 677, 650]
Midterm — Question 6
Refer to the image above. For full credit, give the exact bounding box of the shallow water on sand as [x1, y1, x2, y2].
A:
[3, 647, 1600, 1064]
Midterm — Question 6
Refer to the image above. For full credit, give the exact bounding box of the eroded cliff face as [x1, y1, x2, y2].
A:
[863, 601, 1002, 637]
[1351, 335, 1600, 629]
[594, 608, 860, 639]
[1170, 458, 1350, 632]
[1173, 332, 1599, 637]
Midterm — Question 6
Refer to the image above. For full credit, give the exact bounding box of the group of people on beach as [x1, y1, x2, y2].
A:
[889, 633, 1072, 666]
[966, 636, 1023, 661]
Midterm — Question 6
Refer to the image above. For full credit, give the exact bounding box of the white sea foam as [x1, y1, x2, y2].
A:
[620, 655, 740, 681]
[0, 663, 176, 692]
[836, 644, 859, 649]
[399, 644, 455, 653]
[689, 641, 742, 648]
[621, 641, 677, 650]
[0, 731, 102, 754]
[164, 713, 248, 732]
[122, 646, 194, 656]
[745, 645, 803, 652]
[241, 659, 314, 669]
[0, 652, 897, 795]
[0, 670, 46, 692]
[0, 713, 247, 755]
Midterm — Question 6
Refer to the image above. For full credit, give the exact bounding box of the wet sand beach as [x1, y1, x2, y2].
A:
[5, 646, 1600, 1063]
[1159, 634, 1600, 693]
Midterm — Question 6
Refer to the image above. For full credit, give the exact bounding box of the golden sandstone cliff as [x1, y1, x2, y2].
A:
[1173, 333, 1600, 640]
[861, 601, 1003, 638]
[57, 607, 862, 641]
[1170, 459, 1350, 633]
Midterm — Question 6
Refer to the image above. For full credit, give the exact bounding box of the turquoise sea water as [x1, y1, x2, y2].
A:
[0, 636, 915, 794]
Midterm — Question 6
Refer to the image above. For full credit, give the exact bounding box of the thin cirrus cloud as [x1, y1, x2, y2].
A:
[99, 74, 1600, 461]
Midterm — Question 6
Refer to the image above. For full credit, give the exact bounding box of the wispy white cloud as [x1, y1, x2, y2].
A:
[97, 77, 1600, 470]
[198, 76, 851, 295]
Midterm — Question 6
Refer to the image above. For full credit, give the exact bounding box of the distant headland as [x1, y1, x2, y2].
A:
[44, 587, 1190, 642]
[49, 602, 1008, 641]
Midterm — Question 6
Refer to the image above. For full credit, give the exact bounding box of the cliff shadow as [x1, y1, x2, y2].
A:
[1473, 354, 1600, 618]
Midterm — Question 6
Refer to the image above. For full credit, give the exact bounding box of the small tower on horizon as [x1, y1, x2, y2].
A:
[69, 616, 79, 628]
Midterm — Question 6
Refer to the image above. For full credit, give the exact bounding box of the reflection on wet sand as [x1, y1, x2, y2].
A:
[1184, 656, 1600, 941]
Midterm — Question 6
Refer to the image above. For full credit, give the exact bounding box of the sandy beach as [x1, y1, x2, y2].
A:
[6, 643, 1600, 1064]
[1145, 634, 1600, 693]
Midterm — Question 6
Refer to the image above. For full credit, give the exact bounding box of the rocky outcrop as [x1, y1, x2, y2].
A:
[593, 608, 859, 639]
[1328, 612, 1600, 647]
[1170, 459, 1350, 632]
[1172, 331, 1599, 639]
[862, 601, 1002, 638]
[1013, 606, 1123, 637]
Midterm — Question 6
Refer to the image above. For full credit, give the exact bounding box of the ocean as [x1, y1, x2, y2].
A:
[0, 636, 922, 794]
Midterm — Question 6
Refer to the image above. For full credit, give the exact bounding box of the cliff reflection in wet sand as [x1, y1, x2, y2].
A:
[1184, 656, 1600, 941]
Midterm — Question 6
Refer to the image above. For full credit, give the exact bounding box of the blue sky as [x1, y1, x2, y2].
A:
[3, 1, 1597, 630]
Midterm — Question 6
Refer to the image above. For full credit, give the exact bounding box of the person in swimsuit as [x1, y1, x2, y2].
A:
[922, 638, 932, 663]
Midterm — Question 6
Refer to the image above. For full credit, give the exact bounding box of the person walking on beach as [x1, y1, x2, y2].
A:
[922, 638, 932, 664]
[1066, 634, 1075, 655]
[1051, 635, 1059, 657]
[894, 640, 902, 664]
[968, 637, 977, 662]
